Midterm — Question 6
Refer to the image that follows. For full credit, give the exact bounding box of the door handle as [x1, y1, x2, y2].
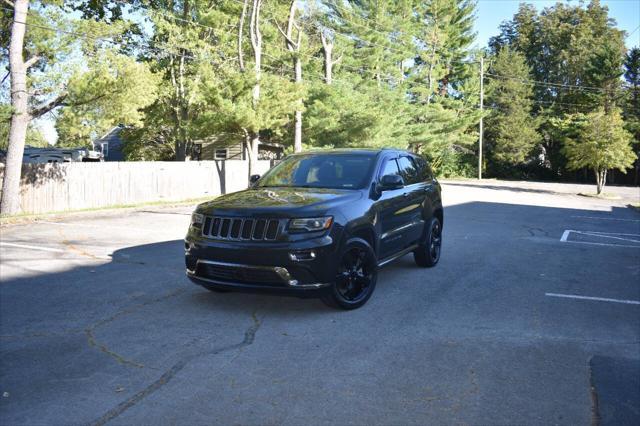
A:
[403, 192, 409, 197]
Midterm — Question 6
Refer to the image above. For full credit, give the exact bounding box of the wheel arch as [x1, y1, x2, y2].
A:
[348, 225, 378, 255]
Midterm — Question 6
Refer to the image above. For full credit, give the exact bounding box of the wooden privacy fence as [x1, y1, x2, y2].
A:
[0, 160, 273, 215]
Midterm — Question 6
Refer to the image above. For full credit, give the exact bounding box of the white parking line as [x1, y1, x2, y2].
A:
[571, 216, 640, 223]
[560, 230, 640, 248]
[545, 292, 640, 305]
[580, 230, 640, 237]
[0, 242, 66, 253]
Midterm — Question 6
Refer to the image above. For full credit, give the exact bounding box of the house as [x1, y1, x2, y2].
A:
[193, 138, 284, 161]
[21, 146, 102, 163]
[93, 126, 125, 161]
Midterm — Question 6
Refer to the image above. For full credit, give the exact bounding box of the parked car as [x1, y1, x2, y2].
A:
[185, 148, 443, 309]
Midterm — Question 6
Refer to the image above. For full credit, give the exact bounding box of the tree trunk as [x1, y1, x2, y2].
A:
[248, 0, 262, 178]
[250, 0, 262, 109]
[177, 2, 190, 161]
[595, 167, 608, 195]
[246, 132, 260, 178]
[320, 31, 341, 87]
[293, 56, 302, 152]
[238, 0, 249, 72]
[280, 1, 303, 153]
[321, 33, 333, 85]
[426, 60, 434, 105]
[1, 0, 30, 216]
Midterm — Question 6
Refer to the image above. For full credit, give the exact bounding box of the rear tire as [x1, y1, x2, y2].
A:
[322, 238, 378, 310]
[414, 216, 442, 267]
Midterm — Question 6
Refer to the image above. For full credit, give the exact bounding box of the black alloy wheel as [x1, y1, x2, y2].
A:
[323, 238, 377, 309]
[414, 216, 442, 267]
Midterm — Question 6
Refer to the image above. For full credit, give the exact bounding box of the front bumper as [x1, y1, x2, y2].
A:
[184, 232, 339, 293]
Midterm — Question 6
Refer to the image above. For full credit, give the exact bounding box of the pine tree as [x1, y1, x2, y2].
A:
[485, 47, 539, 173]
[623, 47, 640, 184]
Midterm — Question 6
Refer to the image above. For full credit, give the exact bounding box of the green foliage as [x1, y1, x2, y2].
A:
[303, 80, 412, 149]
[121, 123, 175, 161]
[489, 0, 630, 179]
[561, 108, 636, 174]
[623, 48, 640, 152]
[312, 0, 481, 175]
[55, 53, 158, 147]
[0, 104, 49, 150]
[485, 47, 539, 168]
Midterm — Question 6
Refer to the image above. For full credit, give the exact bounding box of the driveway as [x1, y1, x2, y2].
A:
[1, 181, 639, 425]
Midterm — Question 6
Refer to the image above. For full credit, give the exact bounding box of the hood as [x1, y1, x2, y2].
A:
[197, 187, 362, 216]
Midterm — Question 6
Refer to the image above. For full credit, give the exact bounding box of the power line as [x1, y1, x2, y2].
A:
[484, 72, 616, 93]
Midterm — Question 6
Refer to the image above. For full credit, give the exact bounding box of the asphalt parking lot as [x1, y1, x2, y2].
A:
[1, 180, 639, 425]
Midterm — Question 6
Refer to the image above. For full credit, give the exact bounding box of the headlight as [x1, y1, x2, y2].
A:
[288, 216, 333, 232]
[191, 212, 204, 227]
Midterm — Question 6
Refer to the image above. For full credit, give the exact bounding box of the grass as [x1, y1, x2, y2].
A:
[0, 196, 216, 226]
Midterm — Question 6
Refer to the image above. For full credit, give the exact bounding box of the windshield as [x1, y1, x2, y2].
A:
[257, 153, 376, 190]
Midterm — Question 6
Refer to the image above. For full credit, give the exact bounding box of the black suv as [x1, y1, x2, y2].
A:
[185, 149, 443, 309]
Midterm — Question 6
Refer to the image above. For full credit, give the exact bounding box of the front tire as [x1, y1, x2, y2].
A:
[322, 238, 378, 310]
[414, 216, 442, 267]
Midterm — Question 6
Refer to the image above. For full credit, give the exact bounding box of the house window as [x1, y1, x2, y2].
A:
[214, 148, 228, 160]
[101, 142, 109, 158]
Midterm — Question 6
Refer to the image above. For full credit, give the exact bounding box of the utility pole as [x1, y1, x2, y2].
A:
[478, 56, 484, 180]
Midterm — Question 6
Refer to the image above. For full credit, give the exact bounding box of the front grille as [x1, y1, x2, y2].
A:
[196, 262, 286, 286]
[202, 216, 282, 240]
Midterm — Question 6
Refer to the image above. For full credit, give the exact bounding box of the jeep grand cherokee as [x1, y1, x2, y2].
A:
[185, 149, 443, 309]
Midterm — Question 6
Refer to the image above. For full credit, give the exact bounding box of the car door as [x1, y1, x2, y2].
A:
[374, 157, 416, 259]
[395, 156, 428, 247]
[413, 155, 438, 222]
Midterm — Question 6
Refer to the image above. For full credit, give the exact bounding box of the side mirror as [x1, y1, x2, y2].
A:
[379, 174, 404, 191]
[249, 174, 261, 185]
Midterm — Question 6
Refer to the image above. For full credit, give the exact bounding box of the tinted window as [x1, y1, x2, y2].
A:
[380, 158, 400, 179]
[413, 156, 432, 180]
[397, 156, 420, 185]
[257, 154, 376, 189]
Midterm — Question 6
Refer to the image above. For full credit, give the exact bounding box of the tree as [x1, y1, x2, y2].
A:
[55, 53, 158, 148]
[1, 1, 157, 215]
[623, 47, 640, 184]
[562, 108, 636, 194]
[485, 47, 539, 172]
[2, 0, 31, 215]
[489, 0, 627, 178]
[276, 0, 304, 153]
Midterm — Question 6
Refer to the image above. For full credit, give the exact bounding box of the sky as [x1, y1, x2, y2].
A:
[36, 0, 640, 145]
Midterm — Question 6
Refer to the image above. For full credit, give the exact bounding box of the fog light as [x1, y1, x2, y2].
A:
[289, 251, 316, 262]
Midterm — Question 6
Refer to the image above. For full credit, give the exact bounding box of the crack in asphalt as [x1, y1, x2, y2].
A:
[0, 329, 84, 340]
[84, 288, 187, 370]
[88, 311, 262, 426]
[522, 225, 550, 237]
